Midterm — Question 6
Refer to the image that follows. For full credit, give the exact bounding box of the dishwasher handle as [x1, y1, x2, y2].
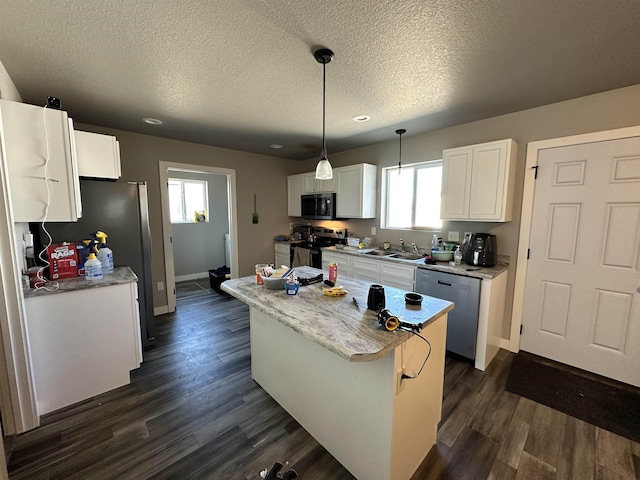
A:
[437, 280, 452, 287]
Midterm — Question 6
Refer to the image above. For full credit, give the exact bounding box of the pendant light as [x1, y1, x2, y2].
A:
[314, 48, 334, 180]
[396, 128, 406, 173]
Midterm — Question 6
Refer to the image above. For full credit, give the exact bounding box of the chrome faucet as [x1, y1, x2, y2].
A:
[411, 242, 420, 254]
[400, 238, 405, 252]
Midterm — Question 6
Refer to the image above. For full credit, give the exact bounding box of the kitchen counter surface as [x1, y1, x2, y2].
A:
[323, 246, 509, 280]
[221, 266, 453, 362]
[23, 266, 138, 298]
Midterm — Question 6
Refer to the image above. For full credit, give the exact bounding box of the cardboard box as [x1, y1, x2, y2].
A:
[47, 243, 78, 280]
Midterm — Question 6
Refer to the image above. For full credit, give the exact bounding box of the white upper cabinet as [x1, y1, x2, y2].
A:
[287, 173, 305, 217]
[74, 130, 121, 179]
[304, 172, 335, 193]
[0, 100, 81, 222]
[441, 139, 517, 222]
[335, 163, 377, 218]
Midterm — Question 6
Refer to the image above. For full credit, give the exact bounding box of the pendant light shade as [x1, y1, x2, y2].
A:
[314, 48, 334, 180]
[396, 128, 406, 172]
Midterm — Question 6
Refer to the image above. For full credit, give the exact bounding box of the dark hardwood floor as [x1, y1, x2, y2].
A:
[5, 278, 639, 479]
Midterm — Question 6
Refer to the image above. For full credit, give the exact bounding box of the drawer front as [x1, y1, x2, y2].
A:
[380, 263, 415, 281]
[352, 257, 379, 273]
[383, 278, 415, 291]
[323, 251, 351, 267]
[353, 270, 379, 283]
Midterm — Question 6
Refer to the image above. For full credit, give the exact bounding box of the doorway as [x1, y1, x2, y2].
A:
[159, 162, 238, 313]
[511, 127, 640, 386]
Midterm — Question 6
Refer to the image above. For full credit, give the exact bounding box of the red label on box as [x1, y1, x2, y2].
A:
[47, 244, 79, 280]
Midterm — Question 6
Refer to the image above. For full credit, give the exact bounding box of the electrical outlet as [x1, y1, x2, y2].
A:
[447, 231, 459, 242]
[464, 231, 472, 238]
[371, 226, 377, 235]
[396, 368, 405, 395]
[157, 281, 164, 291]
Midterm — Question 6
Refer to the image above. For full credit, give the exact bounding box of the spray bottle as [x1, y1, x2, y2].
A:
[94, 231, 114, 275]
[84, 240, 103, 280]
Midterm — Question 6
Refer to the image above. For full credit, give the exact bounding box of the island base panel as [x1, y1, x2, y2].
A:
[250, 307, 447, 480]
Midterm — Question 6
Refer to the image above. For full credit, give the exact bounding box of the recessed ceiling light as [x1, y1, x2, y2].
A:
[142, 117, 163, 125]
[270, 144, 284, 149]
[352, 114, 371, 122]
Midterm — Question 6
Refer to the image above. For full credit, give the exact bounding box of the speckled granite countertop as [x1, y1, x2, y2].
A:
[23, 266, 138, 298]
[323, 246, 509, 280]
[222, 266, 453, 362]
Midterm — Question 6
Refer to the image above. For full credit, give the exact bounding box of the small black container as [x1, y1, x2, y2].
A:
[367, 284, 386, 311]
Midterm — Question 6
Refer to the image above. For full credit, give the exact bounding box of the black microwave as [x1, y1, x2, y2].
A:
[301, 193, 336, 220]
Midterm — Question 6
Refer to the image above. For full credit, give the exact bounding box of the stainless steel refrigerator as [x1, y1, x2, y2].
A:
[34, 179, 156, 348]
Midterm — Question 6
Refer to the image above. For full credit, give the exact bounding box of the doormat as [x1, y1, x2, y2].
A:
[505, 353, 640, 443]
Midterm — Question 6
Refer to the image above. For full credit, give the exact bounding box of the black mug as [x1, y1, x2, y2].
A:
[367, 284, 386, 311]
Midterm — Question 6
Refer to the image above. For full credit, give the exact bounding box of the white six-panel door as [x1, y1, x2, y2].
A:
[521, 136, 640, 387]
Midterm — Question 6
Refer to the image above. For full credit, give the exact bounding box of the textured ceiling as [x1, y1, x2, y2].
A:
[1, 0, 639, 160]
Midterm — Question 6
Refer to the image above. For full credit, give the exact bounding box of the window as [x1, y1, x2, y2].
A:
[382, 160, 443, 229]
[168, 179, 209, 223]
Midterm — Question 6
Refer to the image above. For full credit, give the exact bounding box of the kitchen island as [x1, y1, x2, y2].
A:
[222, 266, 453, 480]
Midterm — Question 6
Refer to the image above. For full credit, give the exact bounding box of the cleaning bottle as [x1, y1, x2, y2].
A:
[94, 231, 114, 275]
[84, 252, 103, 280]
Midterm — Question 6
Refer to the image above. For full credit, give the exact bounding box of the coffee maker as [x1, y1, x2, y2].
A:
[464, 233, 497, 267]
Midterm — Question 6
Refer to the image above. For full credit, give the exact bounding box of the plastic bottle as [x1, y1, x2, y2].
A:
[431, 234, 439, 252]
[84, 253, 103, 280]
[454, 245, 463, 265]
[95, 231, 114, 275]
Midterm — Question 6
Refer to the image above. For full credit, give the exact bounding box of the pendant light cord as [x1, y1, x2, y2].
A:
[396, 128, 406, 172]
[398, 132, 402, 170]
[322, 60, 326, 153]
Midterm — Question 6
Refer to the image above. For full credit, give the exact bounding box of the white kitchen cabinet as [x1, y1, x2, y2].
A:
[441, 139, 517, 222]
[274, 242, 290, 268]
[0, 99, 81, 222]
[25, 278, 142, 415]
[287, 174, 305, 216]
[335, 163, 377, 219]
[322, 251, 353, 278]
[325, 250, 416, 291]
[379, 262, 416, 291]
[304, 172, 335, 194]
[74, 130, 121, 179]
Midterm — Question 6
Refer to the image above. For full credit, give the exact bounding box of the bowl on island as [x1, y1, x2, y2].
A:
[261, 275, 288, 290]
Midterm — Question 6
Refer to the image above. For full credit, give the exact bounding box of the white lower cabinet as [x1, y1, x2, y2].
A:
[25, 281, 142, 415]
[322, 251, 353, 278]
[323, 250, 416, 291]
[274, 242, 290, 268]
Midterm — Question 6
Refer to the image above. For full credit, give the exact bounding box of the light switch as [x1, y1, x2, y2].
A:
[447, 231, 459, 242]
[371, 227, 376, 235]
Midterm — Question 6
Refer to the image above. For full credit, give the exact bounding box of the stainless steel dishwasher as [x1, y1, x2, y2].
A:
[415, 269, 481, 360]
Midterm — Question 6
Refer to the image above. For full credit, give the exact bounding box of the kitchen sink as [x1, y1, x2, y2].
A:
[388, 252, 424, 261]
[364, 249, 392, 256]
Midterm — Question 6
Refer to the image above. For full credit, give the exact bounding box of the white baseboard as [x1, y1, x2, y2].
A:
[174, 272, 209, 283]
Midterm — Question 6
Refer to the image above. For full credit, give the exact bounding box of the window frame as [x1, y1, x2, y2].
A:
[381, 159, 443, 231]
[168, 178, 209, 224]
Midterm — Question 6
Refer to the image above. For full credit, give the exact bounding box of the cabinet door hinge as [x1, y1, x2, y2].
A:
[531, 165, 539, 179]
